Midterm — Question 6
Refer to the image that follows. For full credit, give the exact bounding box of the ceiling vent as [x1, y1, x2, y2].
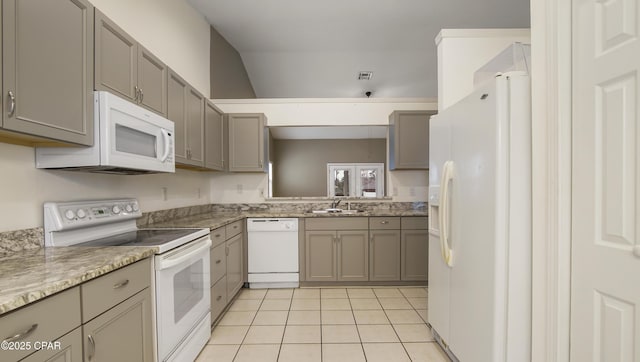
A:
[358, 71, 373, 80]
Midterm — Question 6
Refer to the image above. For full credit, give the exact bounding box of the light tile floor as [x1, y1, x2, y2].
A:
[196, 286, 449, 362]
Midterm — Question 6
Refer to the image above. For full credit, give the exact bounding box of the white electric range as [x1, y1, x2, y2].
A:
[44, 199, 211, 362]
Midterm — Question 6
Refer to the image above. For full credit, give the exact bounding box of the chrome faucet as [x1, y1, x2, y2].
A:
[330, 199, 341, 209]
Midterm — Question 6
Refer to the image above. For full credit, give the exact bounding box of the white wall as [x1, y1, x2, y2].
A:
[0, 142, 213, 232]
[436, 29, 531, 110]
[212, 98, 436, 203]
[213, 98, 435, 126]
[89, 0, 211, 96]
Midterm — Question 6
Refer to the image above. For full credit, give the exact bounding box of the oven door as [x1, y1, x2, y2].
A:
[97, 91, 175, 173]
[155, 236, 211, 361]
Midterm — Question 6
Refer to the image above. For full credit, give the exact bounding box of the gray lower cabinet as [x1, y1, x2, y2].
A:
[337, 230, 369, 281]
[2, 0, 94, 145]
[0, 287, 81, 361]
[204, 100, 225, 171]
[226, 233, 244, 298]
[94, 10, 167, 116]
[82, 289, 153, 362]
[369, 230, 401, 281]
[81, 258, 153, 362]
[389, 111, 435, 170]
[209, 222, 244, 325]
[400, 217, 429, 281]
[168, 69, 205, 168]
[21, 327, 83, 362]
[305, 231, 337, 281]
[305, 217, 369, 282]
[228, 113, 267, 172]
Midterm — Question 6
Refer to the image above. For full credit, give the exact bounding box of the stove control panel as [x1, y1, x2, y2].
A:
[44, 199, 142, 232]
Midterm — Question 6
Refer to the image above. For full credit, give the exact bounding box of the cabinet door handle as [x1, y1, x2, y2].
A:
[139, 89, 144, 102]
[380, 221, 389, 224]
[113, 279, 130, 289]
[215, 259, 222, 264]
[7, 91, 16, 117]
[3, 323, 38, 343]
[225, 246, 229, 256]
[87, 334, 96, 360]
[216, 295, 223, 301]
[134, 86, 139, 102]
[214, 234, 221, 238]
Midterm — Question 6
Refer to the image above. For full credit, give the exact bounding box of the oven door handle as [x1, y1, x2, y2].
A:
[156, 237, 212, 271]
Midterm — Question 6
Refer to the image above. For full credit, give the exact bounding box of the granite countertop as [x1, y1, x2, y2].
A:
[0, 246, 157, 316]
[0, 208, 427, 316]
[147, 209, 428, 230]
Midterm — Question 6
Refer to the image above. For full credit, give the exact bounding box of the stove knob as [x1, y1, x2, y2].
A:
[64, 209, 75, 220]
[132, 204, 139, 212]
[77, 209, 87, 219]
[125, 204, 133, 213]
[112, 205, 121, 214]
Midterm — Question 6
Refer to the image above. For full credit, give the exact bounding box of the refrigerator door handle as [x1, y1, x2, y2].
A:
[439, 160, 454, 267]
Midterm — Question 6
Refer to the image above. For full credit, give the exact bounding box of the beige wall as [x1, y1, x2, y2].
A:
[211, 98, 435, 203]
[0, 143, 213, 232]
[210, 27, 256, 99]
[436, 28, 530, 110]
[272, 139, 386, 197]
[89, 0, 211, 95]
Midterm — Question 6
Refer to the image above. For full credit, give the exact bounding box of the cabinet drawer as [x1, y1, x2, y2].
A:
[211, 276, 227, 323]
[0, 287, 81, 361]
[210, 226, 226, 247]
[21, 326, 83, 362]
[210, 242, 227, 286]
[81, 258, 151, 322]
[305, 217, 368, 230]
[369, 217, 400, 230]
[401, 217, 429, 230]
[225, 220, 243, 238]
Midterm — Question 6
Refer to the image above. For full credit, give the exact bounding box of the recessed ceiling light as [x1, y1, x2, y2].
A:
[358, 71, 373, 80]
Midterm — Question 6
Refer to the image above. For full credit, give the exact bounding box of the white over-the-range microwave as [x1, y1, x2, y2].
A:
[36, 91, 175, 174]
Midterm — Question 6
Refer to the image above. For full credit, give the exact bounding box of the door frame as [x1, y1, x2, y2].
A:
[530, 0, 572, 361]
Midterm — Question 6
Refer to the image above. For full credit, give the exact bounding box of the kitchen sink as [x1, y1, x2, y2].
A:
[310, 209, 362, 214]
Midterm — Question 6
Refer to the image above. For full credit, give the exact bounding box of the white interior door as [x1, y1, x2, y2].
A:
[571, 0, 640, 361]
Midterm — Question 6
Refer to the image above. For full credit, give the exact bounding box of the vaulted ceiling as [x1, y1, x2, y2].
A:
[188, 0, 530, 98]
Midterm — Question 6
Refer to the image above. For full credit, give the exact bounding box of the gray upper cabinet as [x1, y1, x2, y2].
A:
[2, 0, 94, 146]
[95, 10, 167, 116]
[228, 113, 267, 172]
[168, 69, 204, 168]
[388, 110, 435, 170]
[204, 100, 225, 171]
[94, 10, 136, 101]
[137, 46, 168, 115]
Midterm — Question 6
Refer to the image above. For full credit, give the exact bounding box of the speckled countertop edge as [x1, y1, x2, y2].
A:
[147, 210, 429, 230]
[0, 209, 427, 316]
[0, 246, 157, 316]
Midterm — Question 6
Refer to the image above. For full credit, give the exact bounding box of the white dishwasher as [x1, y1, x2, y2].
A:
[247, 218, 299, 288]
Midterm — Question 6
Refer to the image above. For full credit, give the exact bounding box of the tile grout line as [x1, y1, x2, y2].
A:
[347, 289, 368, 362]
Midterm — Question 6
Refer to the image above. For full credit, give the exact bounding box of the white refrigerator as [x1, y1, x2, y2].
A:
[428, 71, 532, 362]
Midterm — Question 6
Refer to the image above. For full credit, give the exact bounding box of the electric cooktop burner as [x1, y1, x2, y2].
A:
[77, 228, 205, 248]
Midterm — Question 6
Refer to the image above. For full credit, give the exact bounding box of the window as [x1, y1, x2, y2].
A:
[327, 163, 384, 198]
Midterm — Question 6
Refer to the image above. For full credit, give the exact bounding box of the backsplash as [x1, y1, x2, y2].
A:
[137, 201, 426, 227]
[1, 201, 426, 254]
[0, 227, 43, 256]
